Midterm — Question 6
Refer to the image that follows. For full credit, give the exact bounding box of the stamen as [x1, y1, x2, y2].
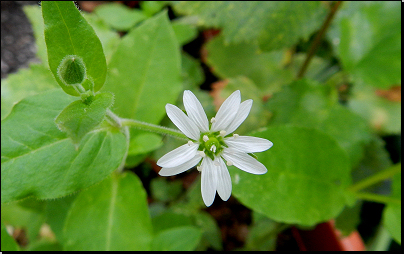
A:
[197, 166, 202, 172]
[203, 135, 209, 142]
[187, 141, 193, 146]
[220, 130, 226, 136]
[210, 145, 216, 153]
[210, 117, 216, 123]
[226, 160, 233, 166]
[233, 133, 239, 138]
[198, 151, 206, 157]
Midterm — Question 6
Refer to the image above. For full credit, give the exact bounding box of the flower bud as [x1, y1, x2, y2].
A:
[57, 55, 86, 86]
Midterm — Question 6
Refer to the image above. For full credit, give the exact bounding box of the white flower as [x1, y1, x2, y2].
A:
[157, 90, 273, 207]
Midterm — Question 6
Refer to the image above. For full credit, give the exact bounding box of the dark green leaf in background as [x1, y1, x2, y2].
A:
[151, 226, 202, 251]
[231, 126, 351, 226]
[1, 90, 127, 203]
[64, 172, 152, 250]
[173, 1, 327, 51]
[1, 222, 19, 251]
[383, 165, 401, 245]
[42, 1, 107, 96]
[94, 3, 147, 31]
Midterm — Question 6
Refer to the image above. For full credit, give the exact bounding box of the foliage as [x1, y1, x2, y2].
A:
[1, 1, 400, 251]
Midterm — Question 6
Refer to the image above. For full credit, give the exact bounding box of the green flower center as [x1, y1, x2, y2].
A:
[199, 132, 228, 160]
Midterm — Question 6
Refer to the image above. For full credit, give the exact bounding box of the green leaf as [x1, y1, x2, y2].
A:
[172, 19, 198, 46]
[231, 125, 351, 226]
[267, 79, 372, 167]
[63, 172, 152, 251]
[172, 1, 327, 51]
[103, 11, 182, 123]
[94, 3, 147, 31]
[42, 1, 107, 96]
[55, 92, 114, 144]
[328, 1, 401, 88]
[1, 63, 58, 119]
[205, 35, 293, 93]
[151, 211, 193, 234]
[23, 5, 48, 65]
[1, 222, 19, 251]
[383, 165, 401, 245]
[193, 211, 223, 250]
[1, 89, 127, 203]
[151, 226, 202, 251]
[150, 178, 183, 202]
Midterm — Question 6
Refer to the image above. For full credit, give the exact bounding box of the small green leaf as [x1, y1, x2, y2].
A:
[64, 172, 152, 251]
[42, 1, 107, 96]
[55, 92, 114, 144]
[383, 165, 401, 245]
[1, 90, 127, 203]
[94, 3, 147, 31]
[151, 226, 202, 251]
[103, 11, 182, 123]
[231, 125, 351, 226]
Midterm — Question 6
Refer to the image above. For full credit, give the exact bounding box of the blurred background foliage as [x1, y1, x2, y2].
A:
[1, 1, 401, 251]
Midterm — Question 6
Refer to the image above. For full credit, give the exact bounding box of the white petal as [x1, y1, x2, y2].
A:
[201, 158, 217, 207]
[222, 149, 267, 174]
[211, 90, 241, 132]
[183, 90, 209, 132]
[157, 143, 198, 168]
[166, 104, 200, 140]
[225, 99, 253, 134]
[216, 158, 232, 201]
[159, 154, 202, 176]
[225, 136, 273, 153]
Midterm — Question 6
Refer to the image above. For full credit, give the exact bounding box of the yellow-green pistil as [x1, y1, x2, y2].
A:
[198, 131, 228, 161]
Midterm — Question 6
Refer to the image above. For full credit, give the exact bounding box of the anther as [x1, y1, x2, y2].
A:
[226, 160, 233, 166]
[233, 133, 239, 138]
[220, 130, 226, 136]
[187, 141, 193, 146]
[197, 166, 202, 172]
[203, 135, 209, 142]
[198, 151, 206, 157]
[210, 117, 216, 123]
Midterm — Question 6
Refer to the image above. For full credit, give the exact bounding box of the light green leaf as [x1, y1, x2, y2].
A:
[1, 222, 19, 251]
[151, 211, 193, 234]
[231, 125, 351, 226]
[383, 165, 401, 245]
[205, 35, 293, 93]
[328, 1, 401, 88]
[151, 226, 202, 251]
[42, 1, 107, 96]
[1, 63, 58, 119]
[128, 132, 162, 155]
[103, 11, 182, 123]
[266, 79, 372, 167]
[1, 89, 127, 203]
[348, 81, 401, 134]
[64, 172, 152, 251]
[172, 20, 198, 46]
[173, 1, 327, 51]
[55, 92, 114, 144]
[94, 3, 147, 31]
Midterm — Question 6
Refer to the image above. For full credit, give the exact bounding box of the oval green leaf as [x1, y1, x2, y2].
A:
[1, 89, 127, 203]
[42, 1, 107, 96]
[64, 172, 152, 251]
[151, 226, 202, 251]
[230, 125, 351, 226]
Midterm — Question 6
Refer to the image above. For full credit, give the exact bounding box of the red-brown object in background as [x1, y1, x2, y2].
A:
[292, 220, 366, 251]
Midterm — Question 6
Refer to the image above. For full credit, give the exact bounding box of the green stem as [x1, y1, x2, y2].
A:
[348, 164, 401, 192]
[121, 118, 188, 141]
[116, 126, 130, 174]
[352, 192, 401, 206]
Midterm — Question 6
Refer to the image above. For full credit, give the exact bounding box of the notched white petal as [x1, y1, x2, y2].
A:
[225, 136, 273, 153]
[222, 149, 267, 174]
[183, 90, 209, 132]
[216, 158, 232, 201]
[159, 154, 202, 176]
[225, 99, 253, 134]
[211, 90, 241, 132]
[166, 104, 200, 140]
[201, 158, 217, 207]
[157, 143, 198, 168]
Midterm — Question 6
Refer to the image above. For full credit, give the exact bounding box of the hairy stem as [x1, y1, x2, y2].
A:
[352, 192, 401, 206]
[297, 1, 343, 79]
